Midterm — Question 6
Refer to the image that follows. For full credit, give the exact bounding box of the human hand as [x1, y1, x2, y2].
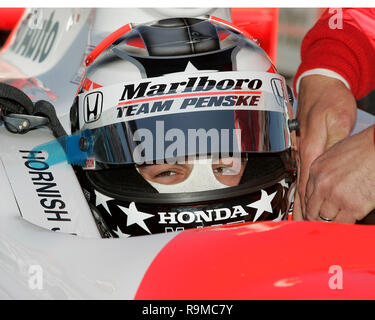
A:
[304, 125, 375, 222]
[293, 75, 357, 220]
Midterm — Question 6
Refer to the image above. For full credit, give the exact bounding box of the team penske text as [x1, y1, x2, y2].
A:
[117, 94, 262, 118]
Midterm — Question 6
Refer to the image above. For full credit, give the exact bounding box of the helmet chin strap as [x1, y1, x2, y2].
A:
[141, 157, 229, 194]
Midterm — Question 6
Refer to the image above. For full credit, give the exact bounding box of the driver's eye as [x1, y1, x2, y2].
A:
[213, 166, 237, 175]
[154, 170, 177, 178]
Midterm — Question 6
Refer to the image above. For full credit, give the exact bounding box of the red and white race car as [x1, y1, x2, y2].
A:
[0, 8, 374, 300]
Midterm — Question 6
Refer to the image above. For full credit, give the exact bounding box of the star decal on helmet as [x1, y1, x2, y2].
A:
[112, 226, 131, 238]
[118, 202, 154, 234]
[184, 61, 199, 72]
[173, 60, 217, 75]
[247, 189, 277, 222]
[95, 190, 113, 214]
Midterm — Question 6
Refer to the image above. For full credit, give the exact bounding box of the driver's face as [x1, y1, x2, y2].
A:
[137, 156, 247, 187]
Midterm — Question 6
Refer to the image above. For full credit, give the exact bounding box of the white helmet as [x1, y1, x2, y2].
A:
[66, 16, 296, 237]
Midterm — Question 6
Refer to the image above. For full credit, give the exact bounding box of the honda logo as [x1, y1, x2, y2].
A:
[84, 91, 103, 123]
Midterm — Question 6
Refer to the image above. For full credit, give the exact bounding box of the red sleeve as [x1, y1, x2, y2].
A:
[293, 8, 375, 100]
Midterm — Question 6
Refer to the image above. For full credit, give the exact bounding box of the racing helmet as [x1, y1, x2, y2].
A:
[70, 16, 296, 238]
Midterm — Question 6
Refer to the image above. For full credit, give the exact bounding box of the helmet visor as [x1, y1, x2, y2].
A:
[87, 108, 290, 165]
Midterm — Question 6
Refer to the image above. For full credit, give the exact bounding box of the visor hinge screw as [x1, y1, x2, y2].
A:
[288, 119, 299, 131]
[79, 137, 89, 151]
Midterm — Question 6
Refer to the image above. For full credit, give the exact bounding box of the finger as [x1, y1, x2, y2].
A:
[297, 151, 312, 216]
[294, 154, 305, 221]
[292, 191, 304, 221]
[297, 132, 326, 215]
[304, 174, 315, 207]
[317, 199, 339, 222]
[304, 188, 325, 221]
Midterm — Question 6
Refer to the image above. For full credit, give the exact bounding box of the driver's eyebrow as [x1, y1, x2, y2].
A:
[136, 163, 189, 169]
